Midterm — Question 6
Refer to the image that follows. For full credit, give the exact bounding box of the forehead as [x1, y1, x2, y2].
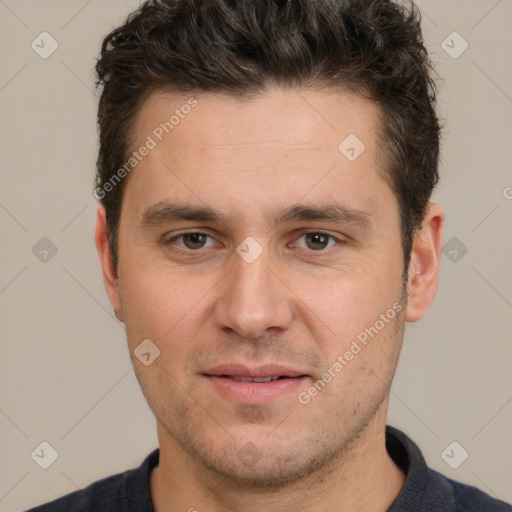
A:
[123, 87, 394, 226]
[132, 87, 381, 153]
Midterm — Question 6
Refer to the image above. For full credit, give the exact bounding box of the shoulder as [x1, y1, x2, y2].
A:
[386, 426, 511, 512]
[24, 449, 159, 512]
[444, 474, 512, 512]
[25, 472, 125, 512]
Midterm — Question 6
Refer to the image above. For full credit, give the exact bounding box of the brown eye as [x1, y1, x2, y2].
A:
[290, 231, 342, 253]
[181, 233, 208, 249]
[304, 232, 331, 251]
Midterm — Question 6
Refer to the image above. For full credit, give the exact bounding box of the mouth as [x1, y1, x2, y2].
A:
[223, 375, 288, 383]
[203, 364, 309, 404]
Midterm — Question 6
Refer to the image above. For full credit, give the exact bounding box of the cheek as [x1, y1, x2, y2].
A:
[119, 260, 220, 371]
[292, 259, 401, 345]
[120, 263, 191, 339]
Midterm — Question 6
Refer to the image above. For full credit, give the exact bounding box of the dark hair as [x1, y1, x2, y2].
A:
[95, 0, 441, 272]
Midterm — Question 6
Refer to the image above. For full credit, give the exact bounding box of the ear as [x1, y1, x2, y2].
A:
[94, 205, 124, 322]
[405, 203, 444, 322]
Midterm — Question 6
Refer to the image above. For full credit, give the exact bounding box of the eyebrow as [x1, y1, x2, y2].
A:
[140, 200, 373, 230]
[269, 203, 372, 230]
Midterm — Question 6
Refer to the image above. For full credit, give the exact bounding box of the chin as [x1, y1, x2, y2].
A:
[180, 428, 342, 488]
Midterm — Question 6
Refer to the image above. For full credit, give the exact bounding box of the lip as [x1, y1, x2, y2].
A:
[203, 364, 309, 405]
[205, 364, 306, 379]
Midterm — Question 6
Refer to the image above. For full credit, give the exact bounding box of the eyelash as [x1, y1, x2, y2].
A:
[163, 230, 344, 255]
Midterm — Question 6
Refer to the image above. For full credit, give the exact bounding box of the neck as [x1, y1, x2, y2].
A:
[150, 406, 405, 512]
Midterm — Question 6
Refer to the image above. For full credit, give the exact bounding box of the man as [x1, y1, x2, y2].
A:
[28, 0, 511, 510]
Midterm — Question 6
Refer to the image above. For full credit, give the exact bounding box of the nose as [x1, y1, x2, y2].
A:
[214, 245, 294, 339]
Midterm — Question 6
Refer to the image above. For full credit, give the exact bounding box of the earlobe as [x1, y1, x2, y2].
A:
[405, 203, 444, 323]
[94, 205, 124, 322]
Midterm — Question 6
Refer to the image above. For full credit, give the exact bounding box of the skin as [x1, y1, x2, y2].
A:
[95, 87, 444, 512]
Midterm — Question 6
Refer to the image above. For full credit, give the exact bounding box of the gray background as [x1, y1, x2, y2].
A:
[1, 0, 511, 510]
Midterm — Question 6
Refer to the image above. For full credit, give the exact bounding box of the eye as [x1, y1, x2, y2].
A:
[292, 231, 341, 251]
[166, 232, 217, 251]
[164, 230, 343, 254]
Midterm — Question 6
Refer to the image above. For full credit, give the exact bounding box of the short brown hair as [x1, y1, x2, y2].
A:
[95, 0, 441, 271]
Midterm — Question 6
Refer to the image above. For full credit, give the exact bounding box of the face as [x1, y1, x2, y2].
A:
[98, 87, 427, 485]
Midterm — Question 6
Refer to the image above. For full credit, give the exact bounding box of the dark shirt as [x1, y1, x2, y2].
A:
[26, 425, 511, 511]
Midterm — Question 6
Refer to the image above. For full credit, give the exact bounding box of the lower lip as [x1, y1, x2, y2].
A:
[205, 376, 308, 405]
